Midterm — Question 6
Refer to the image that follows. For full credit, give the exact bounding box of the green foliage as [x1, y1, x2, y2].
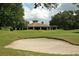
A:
[34, 3, 58, 9]
[50, 10, 79, 30]
[0, 3, 27, 30]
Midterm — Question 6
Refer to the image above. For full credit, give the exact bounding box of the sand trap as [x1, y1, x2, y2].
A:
[5, 38, 79, 54]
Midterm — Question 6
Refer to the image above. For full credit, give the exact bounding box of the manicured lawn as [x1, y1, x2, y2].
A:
[0, 29, 79, 56]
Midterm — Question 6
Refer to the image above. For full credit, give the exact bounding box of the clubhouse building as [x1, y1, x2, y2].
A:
[27, 20, 57, 30]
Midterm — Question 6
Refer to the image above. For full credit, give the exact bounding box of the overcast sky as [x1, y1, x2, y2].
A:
[23, 3, 79, 24]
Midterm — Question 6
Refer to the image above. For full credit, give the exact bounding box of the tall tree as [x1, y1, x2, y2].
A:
[0, 3, 24, 28]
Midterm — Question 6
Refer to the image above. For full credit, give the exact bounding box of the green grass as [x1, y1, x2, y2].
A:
[0, 29, 79, 56]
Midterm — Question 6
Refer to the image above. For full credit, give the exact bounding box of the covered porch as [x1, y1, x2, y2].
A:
[27, 26, 58, 30]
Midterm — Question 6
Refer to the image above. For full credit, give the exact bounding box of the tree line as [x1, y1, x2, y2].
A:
[50, 10, 79, 30]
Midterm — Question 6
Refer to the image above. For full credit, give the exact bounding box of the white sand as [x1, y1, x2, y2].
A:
[5, 38, 79, 54]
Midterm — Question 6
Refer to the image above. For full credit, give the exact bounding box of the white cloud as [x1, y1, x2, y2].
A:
[23, 6, 31, 20]
[31, 7, 49, 20]
[23, 5, 50, 24]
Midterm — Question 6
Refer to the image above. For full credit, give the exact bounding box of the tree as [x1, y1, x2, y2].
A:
[0, 3, 24, 29]
[34, 3, 58, 9]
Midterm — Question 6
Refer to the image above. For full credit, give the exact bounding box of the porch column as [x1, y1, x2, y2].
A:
[56, 26, 57, 30]
[47, 27, 48, 30]
[33, 26, 35, 30]
[40, 27, 41, 30]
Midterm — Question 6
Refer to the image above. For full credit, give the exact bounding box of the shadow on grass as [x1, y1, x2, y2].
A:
[73, 32, 79, 33]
